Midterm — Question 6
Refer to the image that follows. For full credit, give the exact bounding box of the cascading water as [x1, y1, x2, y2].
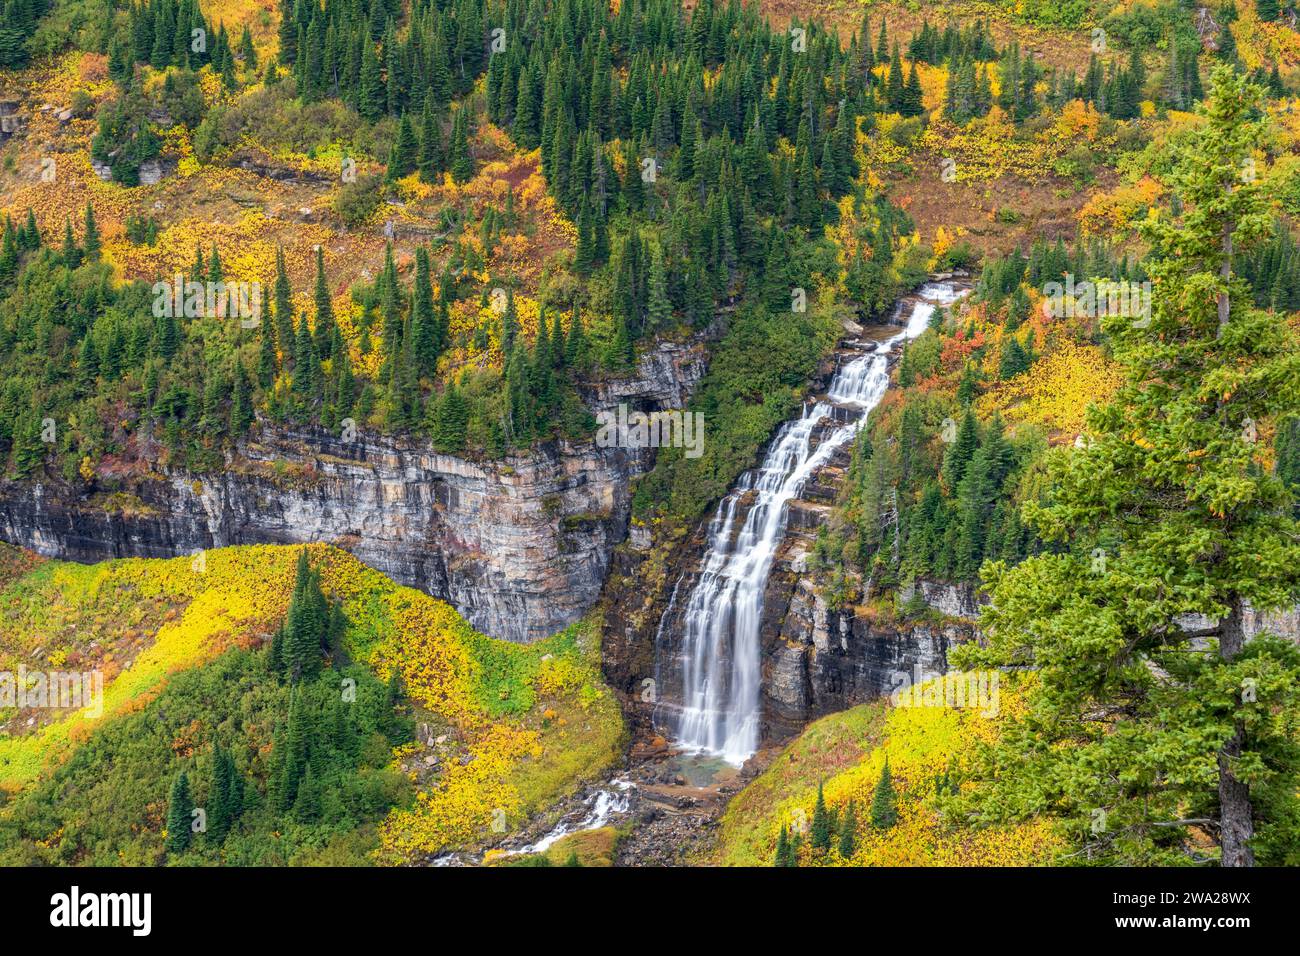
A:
[503, 778, 634, 857]
[657, 282, 965, 766]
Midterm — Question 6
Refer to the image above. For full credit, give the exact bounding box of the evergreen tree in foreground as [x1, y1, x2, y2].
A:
[955, 67, 1300, 866]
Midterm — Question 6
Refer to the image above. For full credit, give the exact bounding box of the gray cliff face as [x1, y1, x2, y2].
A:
[907, 579, 984, 619]
[756, 529, 975, 741]
[0, 337, 709, 643]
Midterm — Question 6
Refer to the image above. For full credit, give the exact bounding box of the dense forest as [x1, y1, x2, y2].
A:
[6, 0, 1283, 492]
[0, 0, 940, 489]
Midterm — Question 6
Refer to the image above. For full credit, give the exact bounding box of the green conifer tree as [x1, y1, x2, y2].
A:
[954, 68, 1300, 867]
[870, 759, 898, 829]
[811, 780, 832, 850]
[838, 800, 858, 857]
[165, 770, 194, 854]
[82, 203, 101, 262]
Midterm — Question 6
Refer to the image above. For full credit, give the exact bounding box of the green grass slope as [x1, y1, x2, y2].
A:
[0, 543, 624, 865]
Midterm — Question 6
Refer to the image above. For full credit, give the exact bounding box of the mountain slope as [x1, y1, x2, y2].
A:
[0, 542, 624, 864]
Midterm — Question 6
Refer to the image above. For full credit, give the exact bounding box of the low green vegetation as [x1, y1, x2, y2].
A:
[0, 644, 412, 865]
[0, 544, 624, 865]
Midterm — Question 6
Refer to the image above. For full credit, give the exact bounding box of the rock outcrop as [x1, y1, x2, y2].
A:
[0, 336, 709, 643]
[756, 546, 976, 740]
[905, 578, 984, 619]
[0, 100, 23, 141]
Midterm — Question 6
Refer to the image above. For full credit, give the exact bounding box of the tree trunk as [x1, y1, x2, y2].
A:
[1219, 187, 1233, 334]
[1218, 599, 1255, 867]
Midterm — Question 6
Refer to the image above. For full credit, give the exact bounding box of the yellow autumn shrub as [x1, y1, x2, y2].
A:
[0, 544, 624, 857]
[716, 675, 1063, 867]
[977, 338, 1124, 439]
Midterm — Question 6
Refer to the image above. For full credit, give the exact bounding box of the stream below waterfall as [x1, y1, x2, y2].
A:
[653, 280, 967, 767]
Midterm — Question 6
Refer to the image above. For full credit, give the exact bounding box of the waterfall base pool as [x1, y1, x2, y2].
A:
[665, 752, 740, 788]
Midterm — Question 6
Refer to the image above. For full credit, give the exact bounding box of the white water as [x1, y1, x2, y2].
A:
[660, 282, 965, 766]
[430, 777, 634, 866]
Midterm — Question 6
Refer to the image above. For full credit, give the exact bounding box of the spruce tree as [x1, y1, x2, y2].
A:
[430, 381, 469, 453]
[411, 247, 437, 374]
[887, 44, 905, 112]
[293, 762, 322, 821]
[902, 62, 924, 117]
[312, 246, 334, 360]
[998, 337, 1028, 379]
[82, 203, 101, 262]
[291, 312, 318, 399]
[418, 99, 443, 182]
[838, 800, 858, 857]
[358, 40, 384, 119]
[276, 687, 309, 810]
[208, 244, 223, 283]
[646, 243, 672, 331]
[283, 549, 325, 681]
[774, 824, 791, 867]
[870, 759, 898, 829]
[390, 113, 419, 179]
[941, 408, 979, 489]
[165, 770, 194, 854]
[61, 218, 81, 270]
[272, 246, 294, 361]
[21, 208, 40, 250]
[565, 305, 588, 369]
[449, 108, 473, 183]
[954, 68, 1300, 867]
[208, 744, 233, 842]
[811, 780, 832, 850]
[0, 218, 17, 288]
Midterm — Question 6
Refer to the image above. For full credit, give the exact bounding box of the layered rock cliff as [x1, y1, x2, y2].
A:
[0, 336, 709, 643]
[755, 525, 977, 742]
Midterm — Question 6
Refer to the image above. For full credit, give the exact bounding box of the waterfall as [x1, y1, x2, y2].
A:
[656, 282, 964, 766]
